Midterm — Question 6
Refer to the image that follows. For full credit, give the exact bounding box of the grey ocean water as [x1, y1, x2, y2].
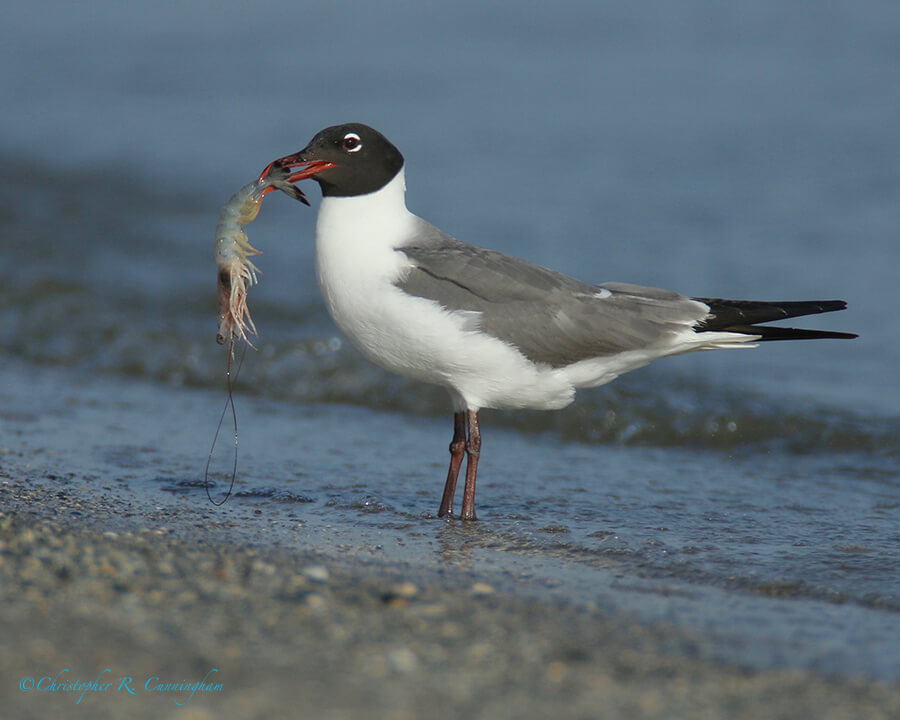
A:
[2, 0, 899, 680]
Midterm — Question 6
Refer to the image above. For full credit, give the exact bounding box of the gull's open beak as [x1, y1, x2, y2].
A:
[258, 153, 337, 184]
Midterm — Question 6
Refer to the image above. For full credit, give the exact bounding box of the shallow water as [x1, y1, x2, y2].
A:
[3, 359, 900, 681]
[2, 0, 899, 683]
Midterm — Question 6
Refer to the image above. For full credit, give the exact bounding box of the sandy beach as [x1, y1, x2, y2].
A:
[3, 477, 900, 720]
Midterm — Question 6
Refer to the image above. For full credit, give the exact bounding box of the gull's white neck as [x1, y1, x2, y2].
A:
[314, 167, 417, 341]
[315, 167, 414, 255]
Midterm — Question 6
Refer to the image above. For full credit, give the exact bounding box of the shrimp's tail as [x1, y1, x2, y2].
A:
[216, 255, 261, 348]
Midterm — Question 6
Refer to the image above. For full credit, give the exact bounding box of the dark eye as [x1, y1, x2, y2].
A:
[341, 132, 362, 153]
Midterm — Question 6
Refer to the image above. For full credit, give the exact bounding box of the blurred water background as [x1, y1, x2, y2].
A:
[1, 0, 898, 680]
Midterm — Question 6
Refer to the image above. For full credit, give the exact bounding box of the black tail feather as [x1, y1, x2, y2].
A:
[693, 298, 857, 341]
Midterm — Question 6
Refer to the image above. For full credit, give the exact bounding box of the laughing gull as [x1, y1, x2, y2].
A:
[269, 123, 857, 520]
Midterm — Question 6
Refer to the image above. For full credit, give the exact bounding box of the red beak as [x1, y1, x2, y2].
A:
[258, 155, 336, 184]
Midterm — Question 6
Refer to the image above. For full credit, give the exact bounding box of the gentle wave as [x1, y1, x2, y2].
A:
[2, 280, 896, 457]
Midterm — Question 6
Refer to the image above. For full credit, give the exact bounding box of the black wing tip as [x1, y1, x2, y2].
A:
[693, 297, 849, 315]
[693, 297, 855, 339]
[693, 298, 847, 330]
[720, 325, 858, 341]
[810, 299, 847, 313]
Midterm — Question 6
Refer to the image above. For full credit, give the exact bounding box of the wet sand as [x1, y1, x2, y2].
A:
[3, 478, 900, 720]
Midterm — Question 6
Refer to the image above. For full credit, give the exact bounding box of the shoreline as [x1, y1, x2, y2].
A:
[3, 478, 900, 719]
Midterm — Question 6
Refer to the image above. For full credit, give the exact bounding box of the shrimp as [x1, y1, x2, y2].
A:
[214, 163, 310, 350]
[206, 163, 310, 506]
[208, 158, 333, 506]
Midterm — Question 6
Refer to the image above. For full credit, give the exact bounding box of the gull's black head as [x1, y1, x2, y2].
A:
[270, 123, 404, 198]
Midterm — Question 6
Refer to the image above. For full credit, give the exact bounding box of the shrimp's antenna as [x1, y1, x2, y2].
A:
[205, 340, 248, 505]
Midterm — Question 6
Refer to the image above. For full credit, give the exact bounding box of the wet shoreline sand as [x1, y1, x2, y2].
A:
[3, 478, 900, 720]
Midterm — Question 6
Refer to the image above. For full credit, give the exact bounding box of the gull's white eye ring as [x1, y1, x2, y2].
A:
[342, 132, 362, 152]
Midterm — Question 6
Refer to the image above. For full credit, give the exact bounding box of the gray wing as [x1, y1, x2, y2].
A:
[395, 221, 709, 367]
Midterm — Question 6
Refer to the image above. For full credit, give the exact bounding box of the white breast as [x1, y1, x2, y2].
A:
[312, 169, 577, 412]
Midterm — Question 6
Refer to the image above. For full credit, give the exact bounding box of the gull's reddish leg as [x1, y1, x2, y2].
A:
[438, 412, 467, 517]
[460, 410, 481, 521]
